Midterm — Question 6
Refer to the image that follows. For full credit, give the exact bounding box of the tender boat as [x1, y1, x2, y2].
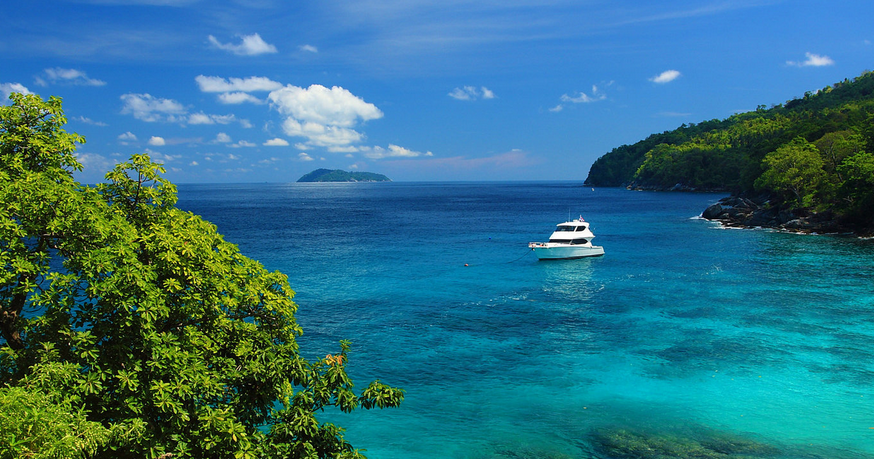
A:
[529, 217, 604, 260]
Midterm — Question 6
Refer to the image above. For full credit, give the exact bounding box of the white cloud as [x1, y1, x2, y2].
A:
[1, 83, 32, 102]
[449, 86, 496, 101]
[215, 132, 232, 143]
[218, 92, 263, 104]
[650, 70, 681, 84]
[187, 112, 239, 125]
[38, 68, 106, 87]
[363, 144, 433, 160]
[187, 113, 213, 125]
[264, 138, 290, 146]
[72, 115, 108, 126]
[561, 85, 608, 104]
[299, 44, 318, 53]
[148, 136, 166, 146]
[120, 93, 186, 122]
[231, 140, 257, 148]
[269, 84, 383, 149]
[195, 75, 282, 93]
[548, 104, 564, 113]
[208, 33, 278, 56]
[143, 149, 181, 163]
[326, 145, 360, 153]
[190, 161, 199, 166]
[298, 152, 314, 161]
[117, 131, 137, 143]
[787, 52, 835, 67]
[75, 152, 116, 175]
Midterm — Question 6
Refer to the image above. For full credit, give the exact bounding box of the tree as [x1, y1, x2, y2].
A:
[754, 137, 825, 207]
[836, 151, 874, 221]
[0, 93, 403, 458]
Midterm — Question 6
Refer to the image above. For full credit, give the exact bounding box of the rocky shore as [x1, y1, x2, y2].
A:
[701, 195, 871, 236]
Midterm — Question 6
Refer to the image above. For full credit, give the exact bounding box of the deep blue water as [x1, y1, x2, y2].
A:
[177, 182, 874, 459]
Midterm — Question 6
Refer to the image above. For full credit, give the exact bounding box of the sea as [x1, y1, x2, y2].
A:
[176, 182, 874, 459]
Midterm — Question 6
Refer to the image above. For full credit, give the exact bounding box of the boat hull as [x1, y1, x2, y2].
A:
[529, 244, 604, 260]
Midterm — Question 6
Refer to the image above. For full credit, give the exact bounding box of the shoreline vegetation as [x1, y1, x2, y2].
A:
[0, 93, 403, 458]
[585, 70, 874, 238]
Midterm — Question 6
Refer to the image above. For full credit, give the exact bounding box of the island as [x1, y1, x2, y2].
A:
[297, 168, 391, 183]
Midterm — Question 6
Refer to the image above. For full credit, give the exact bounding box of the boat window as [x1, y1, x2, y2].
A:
[571, 238, 588, 245]
[555, 226, 573, 232]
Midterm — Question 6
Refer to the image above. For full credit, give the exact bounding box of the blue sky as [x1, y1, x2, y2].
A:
[2, 0, 872, 183]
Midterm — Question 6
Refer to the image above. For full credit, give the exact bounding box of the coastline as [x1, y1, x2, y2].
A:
[701, 195, 872, 237]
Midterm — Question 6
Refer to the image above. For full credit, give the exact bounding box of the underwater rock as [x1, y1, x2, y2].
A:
[589, 427, 780, 459]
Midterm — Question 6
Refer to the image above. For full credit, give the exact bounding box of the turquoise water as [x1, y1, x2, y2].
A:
[178, 183, 874, 458]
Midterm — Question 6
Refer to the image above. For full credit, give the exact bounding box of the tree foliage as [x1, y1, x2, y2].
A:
[0, 93, 403, 458]
[754, 138, 824, 207]
[585, 70, 874, 225]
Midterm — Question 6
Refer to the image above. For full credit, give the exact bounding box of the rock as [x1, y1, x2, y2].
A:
[702, 203, 724, 220]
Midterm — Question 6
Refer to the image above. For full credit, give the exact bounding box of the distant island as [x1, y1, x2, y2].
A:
[584, 70, 874, 236]
[297, 168, 391, 183]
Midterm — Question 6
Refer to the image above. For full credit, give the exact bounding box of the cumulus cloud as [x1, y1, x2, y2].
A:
[1, 83, 32, 102]
[264, 138, 290, 146]
[449, 86, 496, 101]
[120, 93, 187, 122]
[298, 152, 315, 161]
[268, 84, 383, 149]
[650, 70, 681, 84]
[188, 112, 239, 125]
[148, 136, 166, 146]
[208, 33, 277, 56]
[195, 75, 282, 93]
[37, 68, 106, 87]
[230, 140, 257, 148]
[118, 131, 137, 143]
[196, 75, 283, 104]
[215, 132, 232, 143]
[787, 52, 835, 67]
[363, 144, 433, 160]
[299, 44, 318, 53]
[218, 92, 263, 104]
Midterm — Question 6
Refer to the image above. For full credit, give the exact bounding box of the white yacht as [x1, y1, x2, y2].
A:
[529, 217, 604, 260]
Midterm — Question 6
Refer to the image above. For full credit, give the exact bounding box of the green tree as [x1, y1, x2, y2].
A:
[836, 151, 874, 221]
[755, 138, 825, 207]
[0, 362, 110, 459]
[0, 93, 403, 458]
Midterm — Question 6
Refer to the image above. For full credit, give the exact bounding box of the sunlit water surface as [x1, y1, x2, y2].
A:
[178, 183, 874, 459]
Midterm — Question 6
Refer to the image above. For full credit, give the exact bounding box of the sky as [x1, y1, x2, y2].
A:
[2, 0, 873, 183]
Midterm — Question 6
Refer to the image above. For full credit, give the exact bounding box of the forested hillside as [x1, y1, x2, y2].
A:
[585, 70, 874, 228]
[298, 168, 391, 182]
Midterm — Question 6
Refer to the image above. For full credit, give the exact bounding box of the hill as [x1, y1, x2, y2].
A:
[297, 168, 391, 182]
[584, 70, 874, 234]
[586, 71, 874, 190]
